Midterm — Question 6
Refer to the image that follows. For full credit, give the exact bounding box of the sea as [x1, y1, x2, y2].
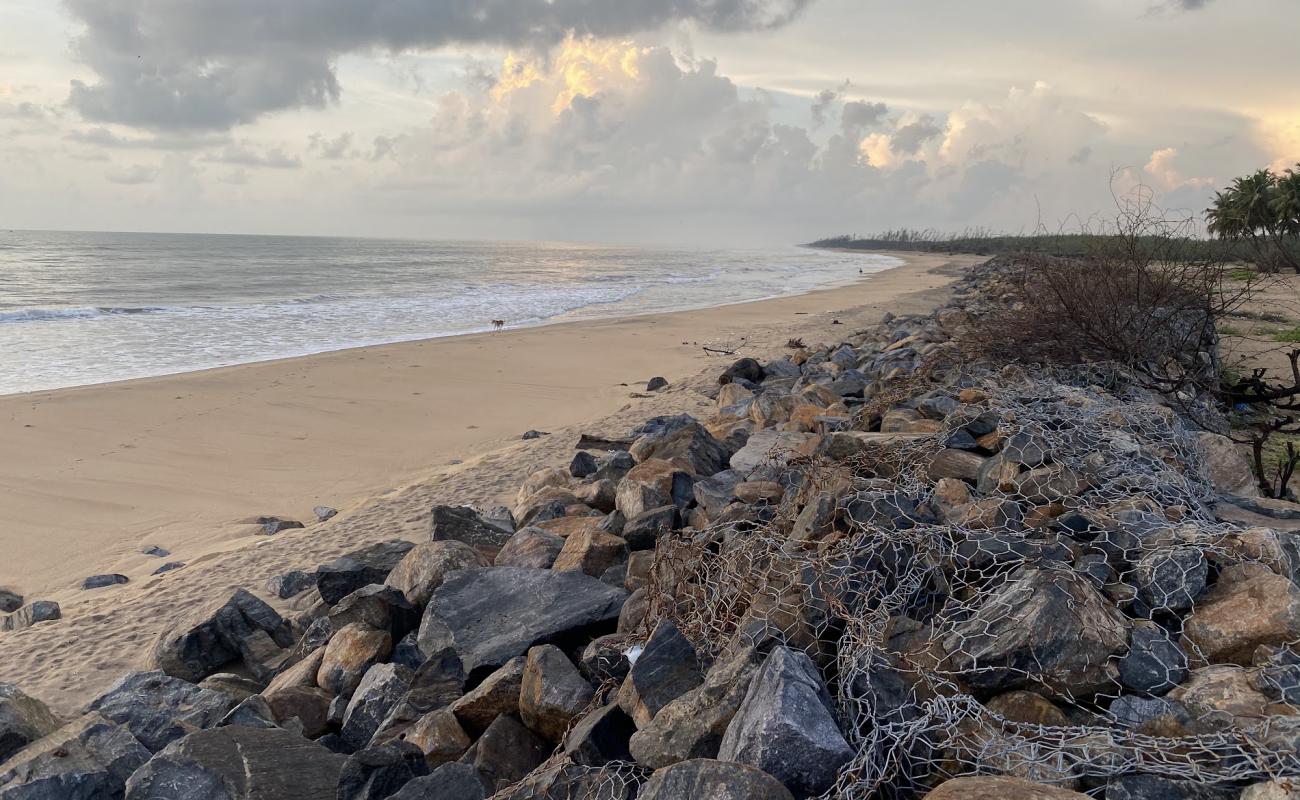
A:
[0, 230, 900, 395]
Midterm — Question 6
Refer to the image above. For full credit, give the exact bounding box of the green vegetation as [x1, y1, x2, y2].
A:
[1217, 324, 1244, 337]
[1274, 327, 1300, 343]
[1207, 166, 1300, 272]
[808, 230, 1262, 262]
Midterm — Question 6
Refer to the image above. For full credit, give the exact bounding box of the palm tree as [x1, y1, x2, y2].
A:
[1207, 169, 1300, 272]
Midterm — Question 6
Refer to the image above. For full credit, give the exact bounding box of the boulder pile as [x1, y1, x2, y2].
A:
[3, 258, 1300, 799]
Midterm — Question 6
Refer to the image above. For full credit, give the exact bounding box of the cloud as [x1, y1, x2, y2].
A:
[105, 164, 159, 184]
[810, 80, 850, 128]
[67, 127, 228, 150]
[62, 0, 815, 130]
[205, 144, 301, 169]
[308, 132, 355, 160]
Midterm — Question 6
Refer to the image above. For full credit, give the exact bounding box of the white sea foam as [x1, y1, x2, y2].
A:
[0, 232, 900, 394]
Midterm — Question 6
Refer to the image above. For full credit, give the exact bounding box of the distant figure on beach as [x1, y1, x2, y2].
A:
[491, 319, 505, 331]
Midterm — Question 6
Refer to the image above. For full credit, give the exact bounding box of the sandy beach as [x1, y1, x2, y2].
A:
[0, 250, 978, 714]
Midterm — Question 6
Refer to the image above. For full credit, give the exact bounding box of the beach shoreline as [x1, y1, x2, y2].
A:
[0, 249, 980, 714]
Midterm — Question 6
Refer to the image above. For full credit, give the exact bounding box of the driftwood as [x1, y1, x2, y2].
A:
[575, 434, 634, 451]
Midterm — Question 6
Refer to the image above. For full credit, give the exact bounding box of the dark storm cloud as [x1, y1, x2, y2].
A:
[63, 0, 815, 131]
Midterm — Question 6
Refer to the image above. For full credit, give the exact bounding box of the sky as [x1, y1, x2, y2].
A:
[1, 0, 1297, 245]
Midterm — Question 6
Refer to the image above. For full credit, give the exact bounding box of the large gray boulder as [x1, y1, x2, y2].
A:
[84, 672, 237, 753]
[638, 759, 794, 800]
[388, 763, 487, 800]
[123, 725, 346, 799]
[336, 741, 429, 800]
[628, 420, 731, 477]
[940, 567, 1129, 697]
[518, 645, 594, 742]
[628, 646, 761, 768]
[617, 620, 704, 727]
[0, 591, 21, 614]
[0, 685, 61, 763]
[340, 664, 414, 750]
[0, 715, 150, 800]
[384, 541, 487, 607]
[316, 541, 415, 605]
[150, 590, 293, 683]
[429, 506, 513, 556]
[718, 647, 852, 796]
[417, 568, 626, 679]
[0, 601, 61, 632]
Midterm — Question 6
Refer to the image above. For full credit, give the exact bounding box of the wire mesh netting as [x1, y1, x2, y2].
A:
[495, 368, 1300, 798]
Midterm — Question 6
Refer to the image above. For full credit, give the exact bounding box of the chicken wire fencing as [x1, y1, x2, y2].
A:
[497, 369, 1300, 799]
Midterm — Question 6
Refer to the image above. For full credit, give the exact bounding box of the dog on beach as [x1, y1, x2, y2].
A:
[491, 319, 505, 331]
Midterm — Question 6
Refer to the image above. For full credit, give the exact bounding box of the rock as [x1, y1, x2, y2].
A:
[1103, 774, 1238, 800]
[449, 657, 525, 736]
[977, 454, 1022, 494]
[717, 383, 754, 410]
[569, 452, 599, 479]
[326, 585, 418, 645]
[403, 709, 471, 766]
[718, 646, 852, 796]
[628, 645, 760, 769]
[266, 570, 317, 599]
[428, 506, 515, 557]
[260, 517, 304, 535]
[317, 541, 416, 605]
[263, 686, 333, 739]
[927, 449, 988, 483]
[616, 460, 694, 519]
[625, 552, 654, 594]
[1168, 665, 1270, 719]
[82, 574, 129, 590]
[617, 620, 704, 728]
[551, 528, 628, 578]
[940, 568, 1129, 697]
[693, 470, 742, 518]
[140, 545, 170, 558]
[389, 763, 487, 800]
[621, 506, 678, 551]
[468, 715, 548, 792]
[1001, 431, 1052, 468]
[924, 776, 1091, 799]
[816, 431, 926, 462]
[1134, 547, 1207, 613]
[150, 589, 293, 683]
[0, 715, 149, 800]
[629, 421, 731, 477]
[1242, 782, 1300, 800]
[337, 741, 429, 800]
[1183, 563, 1300, 665]
[218, 696, 278, 730]
[563, 703, 636, 766]
[618, 588, 650, 634]
[646, 377, 669, 392]
[1015, 464, 1086, 504]
[985, 691, 1068, 726]
[730, 430, 818, 474]
[1118, 623, 1188, 696]
[384, 541, 488, 607]
[593, 450, 637, 483]
[341, 664, 414, 750]
[519, 645, 594, 742]
[719, 358, 765, 385]
[521, 430, 549, 440]
[371, 649, 465, 743]
[580, 635, 637, 685]
[314, 506, 339, 522]
[0, 684, 61, 763]
[152, 562, 185, 575]
[1196, 431, 1261, 498]
[638, 759, 794, 800]
[734, 481, 784, 505]
[122, 724, 345, 799]
[84, 671, 236, 753]
[0, 591, 21, 614]
[418, 567, 626, 680]
[492, 528, 564, 570]
[318, 624, 393, 697]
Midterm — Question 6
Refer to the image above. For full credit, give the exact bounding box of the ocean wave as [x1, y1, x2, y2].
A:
[0, 305, 174, 323]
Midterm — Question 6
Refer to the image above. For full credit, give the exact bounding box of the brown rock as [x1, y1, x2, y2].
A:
[717, 383, 754, 409]
[385, 541, 487, 606]
[519, 645, 595, 741]
[932, 477, 971, 515]
[625, 551, 655, 593]
[552, 527, 628, 577]
[750, 394, 797, 427]
[1016, 465, 1085, 504]
[985, 691, 1069, 727]
[405, 708, 471, 765]
[317, 623, 392, 696]
[1196, 431, 1261, 497]
[616, 459, 692, 519]
[927, 448, 988, 482]
[1183, 563, 1300, 665]
[958, 388, 989, 404]
[734, 481, 784, 504]
[494, 527, 565, 569]
[1168, 665, 1271, 720]
[263, 685, 332, 738]
[925, 776, 1090, 799]
[948, 498, 1023, 530]
[450, 656, 526, 736]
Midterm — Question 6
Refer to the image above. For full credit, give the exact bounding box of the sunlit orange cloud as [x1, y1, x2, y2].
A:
[492, 36, 647, 116]
[1257, 115, 1300, 171]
